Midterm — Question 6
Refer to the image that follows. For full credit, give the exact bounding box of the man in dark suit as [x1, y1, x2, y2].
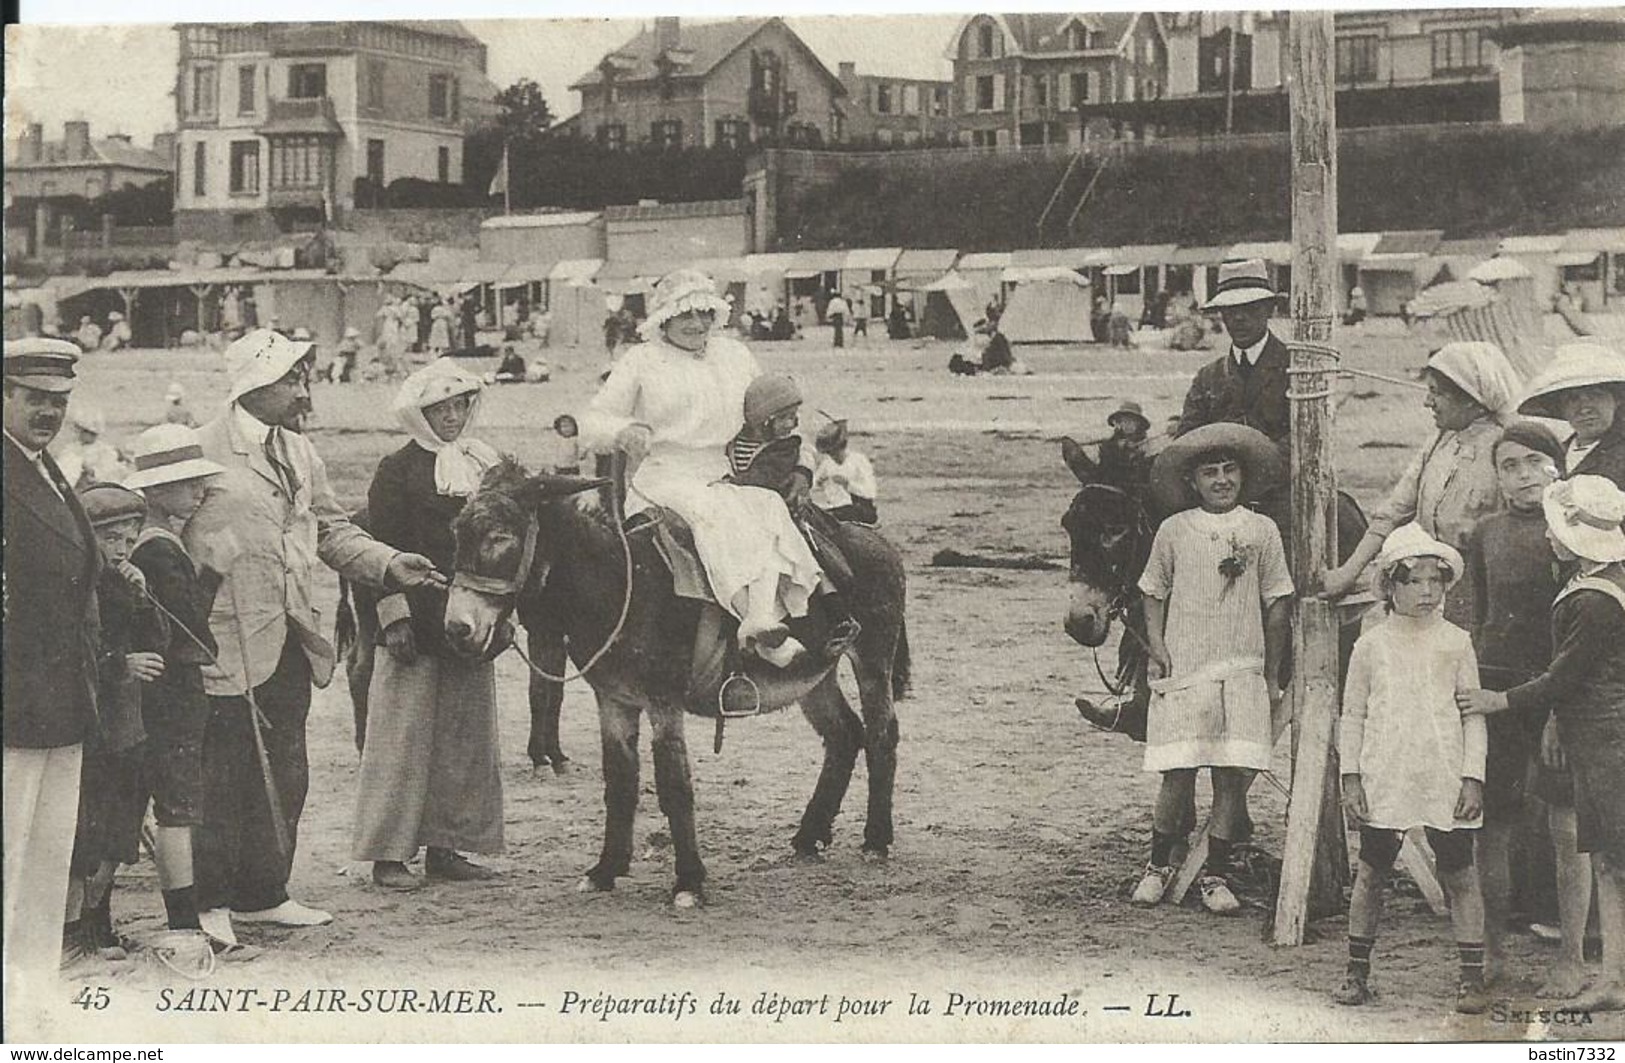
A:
[3, 339, 102, 1015]
[1177, 259, 1289, 450]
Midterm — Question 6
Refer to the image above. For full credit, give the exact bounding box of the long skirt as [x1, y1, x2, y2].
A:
[352, 651, 503, 862]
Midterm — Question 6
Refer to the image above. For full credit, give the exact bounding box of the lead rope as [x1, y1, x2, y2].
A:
[509, 503, 635, 684]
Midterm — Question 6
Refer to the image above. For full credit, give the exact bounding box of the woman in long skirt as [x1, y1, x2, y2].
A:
[353, 360, 504, 890]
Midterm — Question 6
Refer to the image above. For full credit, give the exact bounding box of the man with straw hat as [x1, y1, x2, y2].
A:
[182, 328, 443, 944]
[1178, 259, 1290, 450]
[1460, 475, 1625, 1011]
[3, 338, 103, 1015]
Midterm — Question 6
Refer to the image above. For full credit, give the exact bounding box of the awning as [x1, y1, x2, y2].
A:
[1467, 257, 1533, 283]
[597, 259, 682, 282]
[1110, 244, 1180, 269]
[548, 259, 604, 286]
[784, 250, 846, 279]
[1359, 253, 1431, 273]
[1499, 235, 1567, 255]
[1563, 228, 1625, 254]
[895, 249, 959, 275]
[1337, 232, 1383, 262]
[1002, 265, 1088, 285]
[495, 261, 557, 289]
[690, 257, 752, 282]
[955, 252, 1011, 272]
[1372, 230, 1444, 256]
[1104, 263, 1140, 276]
[1010, 248, 1093, 269]
[1554, 251, 1604, 268]
[912, 269, 974, 292]
[1167, 245, 1233, 266]
[1228, 241, 1291, 263]
[842, 248, 902, 272]
[742, 252, 797, 276]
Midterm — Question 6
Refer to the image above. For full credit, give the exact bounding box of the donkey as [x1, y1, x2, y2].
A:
[441, 458, 911, 908]
[1060, 436, 1368, 739]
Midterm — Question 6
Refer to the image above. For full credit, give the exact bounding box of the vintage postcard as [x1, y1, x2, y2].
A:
[5, 2, 1625, 1046]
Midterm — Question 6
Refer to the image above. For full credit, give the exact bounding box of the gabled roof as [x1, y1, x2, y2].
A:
[8, 137, 172, 173]
[379, 20, 481, 43]
[571, 17, 845, 97]
[947, 12, 1158, 60]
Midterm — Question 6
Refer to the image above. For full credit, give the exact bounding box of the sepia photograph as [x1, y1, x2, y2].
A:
[4, 1, 1625, 1046]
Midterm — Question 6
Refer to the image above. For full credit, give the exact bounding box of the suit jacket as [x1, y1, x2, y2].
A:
[1569, 420, 1625, 490]
[1177, 331, 1291, 446]
[3, 436, 102, 748]
[183, 410, 398, 695]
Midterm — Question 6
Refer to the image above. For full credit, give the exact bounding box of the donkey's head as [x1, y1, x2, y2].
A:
[443, 456, 605, 658]
[1060, 437, 1154, 647]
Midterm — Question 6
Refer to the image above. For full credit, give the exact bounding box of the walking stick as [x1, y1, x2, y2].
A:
[225, 579, 292, 860]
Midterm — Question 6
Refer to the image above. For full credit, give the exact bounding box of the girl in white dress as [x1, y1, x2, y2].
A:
[581, 270, 825, 668]
[1335, 522, 1488, 1014]
[1133, 423, 1294, 915]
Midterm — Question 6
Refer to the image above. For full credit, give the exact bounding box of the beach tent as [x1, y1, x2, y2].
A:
[998, 266, 1092, 344]
[911, 270, 980, 340]
[545, 259, 604, 348]
[955, 252, 1011, 312]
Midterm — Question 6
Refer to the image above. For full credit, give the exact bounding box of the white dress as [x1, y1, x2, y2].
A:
[1137, 506, 1294, 772]
[812, 450, 877, 509]
[580, 335, 823, 622]
[1337, 613, 1487, 831]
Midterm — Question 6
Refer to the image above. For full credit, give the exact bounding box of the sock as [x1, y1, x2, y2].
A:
[1206, 836, 1234, 878]
[1458, 941, 1486, 985]
[1150, 830, 1179, 868]
[85, 891, 115, 948]
[63, 920, 82, 950]
[162, 886, 201, 931]
[1347, 935, 1376, 981]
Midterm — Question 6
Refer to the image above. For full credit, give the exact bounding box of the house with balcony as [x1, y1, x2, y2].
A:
[173, 20, 494, 243]
[570, 17, 847, 150]
[1155, 10, 1519, 136]
[837, 62, 957, 147]
[948, 13, 1170, 149]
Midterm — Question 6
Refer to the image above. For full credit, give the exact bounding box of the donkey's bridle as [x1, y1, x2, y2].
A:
[1069, 482, 1156, 698]
[451, 513, 541, 598]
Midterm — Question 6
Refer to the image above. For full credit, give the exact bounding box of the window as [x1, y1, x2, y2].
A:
[931, 85, 949, 117]
[1198, 30, 1253, 93]
[875, 83, 893, 114]
[270, 136, 324, 188]
[365, 59, 386, 112]
[190, 65, 217, 118]
[366, 139, 385, 186]
[971, 129, 998, 148]
[714, 118, 749, 150]
[85, 177, 101, 198]
[184, 27, 219, 56]
[829, 109, 844, 142]
[1336, 36, 1380, 82]
[1114, 268, 1141, 295]
[1432, 28, 1487, 74]
[1032, 75, 1049, 108]
[238, 64, 257, 115]
[902, 84, 920, 115]
[1069, 72, 1089, 105]
[1068, 23, 1090, 50]
[975, 75, 995, 111]
[977, 23, 996, 58]
[288, 63, 327, 100]
[437, 146, 450, 183]
[878, 129, 894, 146]
[651, 119, 682, 149]
[597, 123, 626, 149]
[229, 140, 260, 193]
[429, 73, 452, 119]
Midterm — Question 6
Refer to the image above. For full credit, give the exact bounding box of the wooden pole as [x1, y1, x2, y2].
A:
[1273, 9, 1348, 947]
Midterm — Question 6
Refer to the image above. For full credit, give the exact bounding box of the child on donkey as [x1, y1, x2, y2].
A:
[1462, 421, 1568, 990]
[1335, 523, 1488, 1014]
[1132, 423, 1293, 915]
[1459, 475, 1625, 1013]
[67, 485, 166, 964]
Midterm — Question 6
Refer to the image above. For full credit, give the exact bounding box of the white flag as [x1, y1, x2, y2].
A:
[488, 146, 509, 198]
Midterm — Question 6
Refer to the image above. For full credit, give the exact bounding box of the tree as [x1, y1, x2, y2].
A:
[494, 78, 555, 147]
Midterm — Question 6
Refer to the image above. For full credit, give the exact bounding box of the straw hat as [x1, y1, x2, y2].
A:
[1149, 422, 1284, 514]
[1544, 475, 1625, 563]
[1516, 342, 1625, 420]
[743, 374, 802, 426]
[1374, 522, 1464, 595]
[3, 337, 81, 393]
[79, 482, 147, 528]
[1107, 400, 1150, 434]
[225, 328, 314, 403]
[639, 269, 731, 341]
[122, 423, 226, 490]
[1203, 259, 1277, 310]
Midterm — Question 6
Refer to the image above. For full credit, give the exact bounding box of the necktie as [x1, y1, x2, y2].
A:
[37, 455, 66, 502]
[264, 428, 300, 498]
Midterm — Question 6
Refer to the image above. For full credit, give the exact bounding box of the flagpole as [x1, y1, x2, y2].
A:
[504, 139, 511, 216]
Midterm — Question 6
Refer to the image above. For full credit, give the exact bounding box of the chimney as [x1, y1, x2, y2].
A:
[64, 120, 91, 161]
[654, 17, 680, 54]
[839, 61, 856, 82]
[152, 132, 177, 164]
[22, 122, 44, 163]
[106, 133, 132, 144]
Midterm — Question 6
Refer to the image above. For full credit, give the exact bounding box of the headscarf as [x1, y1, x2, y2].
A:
[1426, 342, 1522, 426]
[392, 360, 500, 497]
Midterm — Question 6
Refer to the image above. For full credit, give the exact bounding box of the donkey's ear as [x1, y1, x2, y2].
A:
[525, 474, 612, 502]
[1061, 436, 1097, 484]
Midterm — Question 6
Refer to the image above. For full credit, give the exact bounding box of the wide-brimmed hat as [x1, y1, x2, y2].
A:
[122, 423, 225, 490]
[1375, 522, 1464, 595]
[1107, 400, 1150, 433]
[3, 337, 81, 393]
[225, 328, 313, 403]
[639, 269, 731, 342]
[79, 482, 147, 528]
[1517, 342, 1625, 420]
[1203, 259, 1277, 310]
[743, 374, 802, 426]
[1544, 475, 1625, 563]
[1149, 422, 1284, 514]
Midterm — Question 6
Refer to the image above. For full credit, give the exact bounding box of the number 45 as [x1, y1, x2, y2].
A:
[72, 986, 111, 1011]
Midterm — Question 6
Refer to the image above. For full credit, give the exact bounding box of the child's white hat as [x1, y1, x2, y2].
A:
[1544, 475, 1625, 563]
[122, 423, 226, 490]
[1375, 523, 1464, 592]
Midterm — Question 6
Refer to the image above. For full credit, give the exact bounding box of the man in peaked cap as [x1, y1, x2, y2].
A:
[182, 328, 444, 944]
[1177, 259, 1291, 451]
[3, 338, 104, 1015]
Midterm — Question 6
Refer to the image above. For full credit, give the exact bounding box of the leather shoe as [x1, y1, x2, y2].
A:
[426, 850, 497, 882]
[198, 907, 238, 946]
[372, 861, 422, 891]
[235, 899, 333, 927]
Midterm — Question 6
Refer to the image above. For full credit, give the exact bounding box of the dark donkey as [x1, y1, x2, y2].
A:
[1060, 437, 1368, 739]
[441, 458, 911, 908]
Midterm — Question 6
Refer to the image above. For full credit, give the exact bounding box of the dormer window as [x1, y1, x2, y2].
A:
[1068, 23, 1092, 50]
[977, 23, 996, 58]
